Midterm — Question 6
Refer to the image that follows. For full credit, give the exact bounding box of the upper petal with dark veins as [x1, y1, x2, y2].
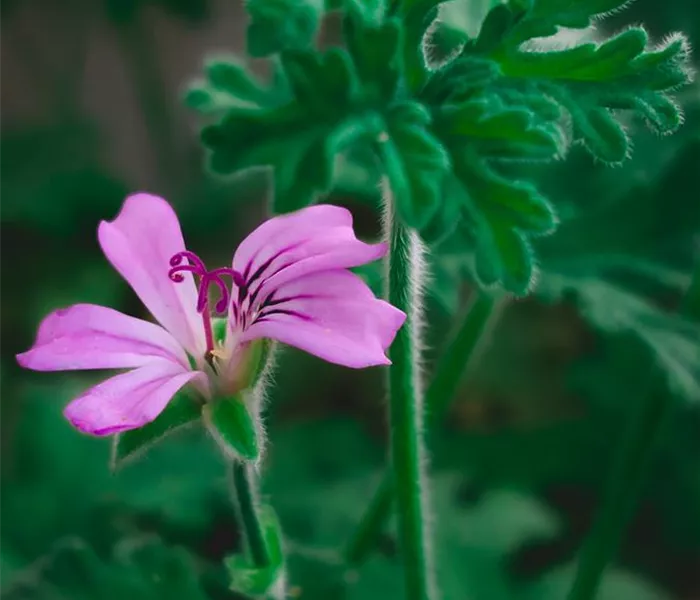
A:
[240, 270, 406, 368]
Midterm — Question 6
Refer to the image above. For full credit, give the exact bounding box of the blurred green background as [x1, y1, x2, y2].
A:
[1, 1, 699, 598]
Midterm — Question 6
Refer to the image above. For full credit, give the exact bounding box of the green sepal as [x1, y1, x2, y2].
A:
[241, 339, 272, 390]
[246, 0, 324, 57]
[110, 391, 202, 471]
[203, 394, 260, 462]
[226, 506, 285, 596]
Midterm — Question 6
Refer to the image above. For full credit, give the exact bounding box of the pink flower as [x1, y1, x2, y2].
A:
[17, 194, 405, 436]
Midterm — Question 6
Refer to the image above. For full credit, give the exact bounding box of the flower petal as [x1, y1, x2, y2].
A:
[17, 304, 189, 372]
[98, 193, 205, 357]
[63, 360, 206, 436]
[232, 205, 386, 303]
[241, 270, 406, 368]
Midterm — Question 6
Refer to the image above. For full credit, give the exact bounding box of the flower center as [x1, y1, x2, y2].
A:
[168, 251, 243, 360]
[168, 249, 311, 371]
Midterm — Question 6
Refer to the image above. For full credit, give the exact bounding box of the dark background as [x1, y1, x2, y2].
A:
[1, 1, 699, 598]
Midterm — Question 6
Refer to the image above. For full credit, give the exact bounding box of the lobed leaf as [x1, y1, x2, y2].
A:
[380, 118, 451, 229]
[246, 0, 325, 57]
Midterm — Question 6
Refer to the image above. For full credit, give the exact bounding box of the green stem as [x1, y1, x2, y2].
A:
[566, 377, 671, 600]
[385, 201, 434, 600]
[426, 294, 498, 422]
[231, 461, 271, 568]
[345, 473, 395, 565]
[344, 293, 499, 565]
[567, 265, 700, 600]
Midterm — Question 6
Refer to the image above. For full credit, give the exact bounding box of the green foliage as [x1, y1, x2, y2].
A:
[3, 539, 210, 600]
[535, 136, 700, 404]
[264, 421, 671, 599]
[111, 391, 203, 470]
[246, 0, 325, 57]
[190, 0, 693, 295]
[3, 1, 700, 599]
[184, 57, 287, 115]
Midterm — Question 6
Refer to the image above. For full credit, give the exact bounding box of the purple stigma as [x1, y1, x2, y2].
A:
[168, 251, 239, 315]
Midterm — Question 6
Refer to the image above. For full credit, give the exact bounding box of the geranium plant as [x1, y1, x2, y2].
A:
[14, 0, 697, 599]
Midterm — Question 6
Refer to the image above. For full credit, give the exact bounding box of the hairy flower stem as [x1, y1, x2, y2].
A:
[384, 206, 434, 600]
[230, 461, 271, 568]
[344, 293, 499, 565]
[567, 265, 700, 600]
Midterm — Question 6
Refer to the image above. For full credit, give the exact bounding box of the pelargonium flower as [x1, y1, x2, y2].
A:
[17, 193, 405, 437]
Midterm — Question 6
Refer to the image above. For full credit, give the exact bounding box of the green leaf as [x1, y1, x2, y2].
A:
[507, 0, 634, 43]
[534, 138, 700, 404]
[203, 394, 260, 461]
[246, 0, 324, 57]
[473, 2, 519, 53]
[226, 506, 285, 596]
[379, 120, 451, 229]
[184, 56, 286, 115]
[519, 564, 672, 600]
[420, 56, 501, 105]
[343, 17, 403, 101]
[420, 177, 462, 245]
[448, 146, 554, 294]
[199, 46, 366, 212]
[475, 224, 535, 295]
[438, 95, 566, 161]
[480, 27, 692, 162]
[544, 277, 700, 404]
[110, 391, 202, 470]
[431, 0, 502, 43]
[281, 48, 357, 116]
[183, 86, 216, 112]
[205, 58, 270, 103]
[566, 99, 630, 164]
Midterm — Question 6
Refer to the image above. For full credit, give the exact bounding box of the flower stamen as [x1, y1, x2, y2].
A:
[168, 251, 244, 357]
